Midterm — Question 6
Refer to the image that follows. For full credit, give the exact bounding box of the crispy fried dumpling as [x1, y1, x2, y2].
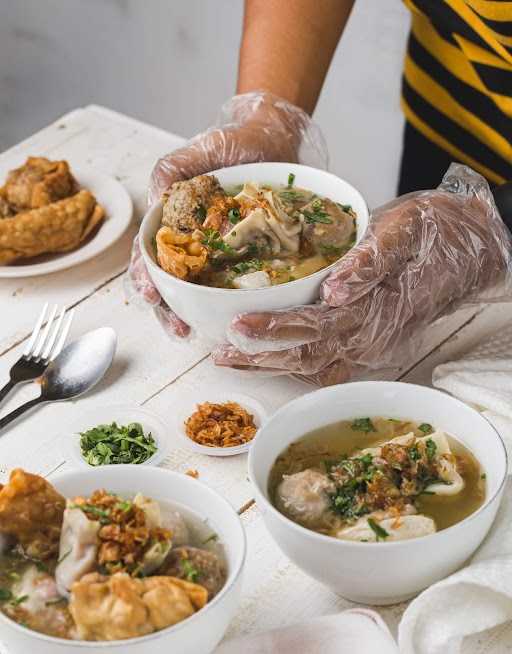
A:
[0, 469, 65, 559]
[69, 572, 207, 641]
[275, 469, 335, 530]
[0, 190, 104, 265]
[156, 225, 208, 280]
[2, 157, 76, 212]
[337, 511, 436, 542]
[55, 503, 100, 596]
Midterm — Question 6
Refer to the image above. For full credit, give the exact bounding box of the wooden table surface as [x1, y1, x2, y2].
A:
[0, 105, 510, 646]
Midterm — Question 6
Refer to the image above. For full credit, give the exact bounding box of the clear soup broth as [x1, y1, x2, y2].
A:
[269, 417, 486, 542]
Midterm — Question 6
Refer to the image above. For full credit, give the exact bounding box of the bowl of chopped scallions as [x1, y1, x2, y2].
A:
[61, 405, 169, 468]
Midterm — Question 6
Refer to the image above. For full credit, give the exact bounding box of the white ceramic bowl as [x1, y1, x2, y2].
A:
[173, 391, 268, 457]
[61, 405, 170, 468]
[248, 382, 507, 605]
[140, 162, 369, 344]
[0, 466, 246, 654]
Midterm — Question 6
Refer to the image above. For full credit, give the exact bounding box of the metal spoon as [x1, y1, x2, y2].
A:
[0, 327, 117, 432]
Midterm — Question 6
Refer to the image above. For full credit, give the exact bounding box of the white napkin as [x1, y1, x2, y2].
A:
[216, 609, 398, 654]
[398, 326, 512, 653]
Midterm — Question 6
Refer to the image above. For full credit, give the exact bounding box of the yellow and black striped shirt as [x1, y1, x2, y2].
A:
[402, 0, 512, 185]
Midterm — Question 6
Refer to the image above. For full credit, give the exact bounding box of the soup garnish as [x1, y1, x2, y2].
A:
[0, 469, 226, 641]
[269, 418, 486, 542]
[155, 173, 357, 289]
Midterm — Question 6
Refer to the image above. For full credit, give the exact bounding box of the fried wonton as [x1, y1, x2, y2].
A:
[0, 469, 65, 560]
[156, 225, 208, 280]
[70, 572, 207, 641]
[0, 189, 105, 265]
[1, 157, 76, 213]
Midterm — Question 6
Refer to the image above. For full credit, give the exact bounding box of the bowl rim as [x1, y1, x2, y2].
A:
[248, 380, 508, 550]
[0, 466, 247, 648]
[139, 161, 370, 296]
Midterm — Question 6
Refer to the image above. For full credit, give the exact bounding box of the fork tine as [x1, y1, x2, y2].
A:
[23, 303, 49, 356]
[41, 307, 66, 360]
[33, 304, 58, 358]
[50, 309, 74, 360]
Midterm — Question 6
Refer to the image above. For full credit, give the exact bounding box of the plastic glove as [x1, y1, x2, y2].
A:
[125, 91, 328, 338]
[213, 164, 512, 386]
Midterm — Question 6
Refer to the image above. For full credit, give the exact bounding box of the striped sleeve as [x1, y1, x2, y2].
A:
[401, 0, 512, 185]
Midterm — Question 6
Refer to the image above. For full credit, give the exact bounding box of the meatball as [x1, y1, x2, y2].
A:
[161, 175, 224, 234]
[276, 469, 335, 529]
[301, 198, 356, 256]
[161, 546, 225, 599]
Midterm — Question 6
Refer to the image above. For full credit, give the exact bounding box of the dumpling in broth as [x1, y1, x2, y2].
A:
[55, 504, 100, 596]
[337, 512, 436, 542]
[223, 183, 301, 255]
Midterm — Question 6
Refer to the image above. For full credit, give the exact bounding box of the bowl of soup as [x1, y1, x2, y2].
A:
[248, 382, 507, 605]
[139, 162, 369, 343]
[0, 465, 246, 654]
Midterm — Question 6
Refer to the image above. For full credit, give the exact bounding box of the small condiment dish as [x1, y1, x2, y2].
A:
[249, 381, 508, 605]
[173, 391, 267, 457]
[61, 405, 170, 468]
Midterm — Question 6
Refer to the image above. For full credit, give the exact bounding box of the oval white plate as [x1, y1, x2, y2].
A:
[61, 405, 169, 468]
[174, 392, 268, 457]
[0, 167, 133, 278]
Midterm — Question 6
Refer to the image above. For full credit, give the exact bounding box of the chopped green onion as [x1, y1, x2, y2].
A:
[351, 418, 376, 433]
[367, 518, 389, 541]
[287, 172, 295, 188]
[228, 208, 241, 224]
[418, 423, 433, 434]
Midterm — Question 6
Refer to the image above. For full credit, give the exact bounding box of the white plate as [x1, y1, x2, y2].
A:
[173, 392, 268, 457]
[61, 405, 170, 468]
[0, 167, 133, 278]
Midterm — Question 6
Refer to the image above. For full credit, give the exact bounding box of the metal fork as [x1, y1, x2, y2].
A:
[0, 303, 74, 405]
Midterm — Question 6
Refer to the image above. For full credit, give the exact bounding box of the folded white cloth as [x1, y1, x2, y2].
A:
[216, 609, 398, 654]
[398, 326, 512, 654]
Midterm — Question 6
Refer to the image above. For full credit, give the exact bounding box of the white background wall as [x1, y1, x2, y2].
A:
[0, 0, 409, 207]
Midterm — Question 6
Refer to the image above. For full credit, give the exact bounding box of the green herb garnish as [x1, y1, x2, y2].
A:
[336, 202, 353, 213]
[287, 172, 295, 188]
[202, 533, 218, 545]
[115, 500, 132, 512]
[232, 259, 263, 275]
[79, 421, 158, 466]
[10, 595, 29, 607]
[228, 208, 241, 224]
[481, 473, 487, 480]
[425, 438, 437, 461]
[351, 418, 376, 433]
[418, 423, 433, 434]
[195, 204, 207, 221]
[302, 209, 333, 225]
[409, 446, 421, 461]
[181, 559, 199, 583]
[0, 588, 12, 602]
[367, 518, 389, 541]
[201, 229, 236, 255]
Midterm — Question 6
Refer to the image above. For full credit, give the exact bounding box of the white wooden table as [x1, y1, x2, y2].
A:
[0, 105, 510, 646]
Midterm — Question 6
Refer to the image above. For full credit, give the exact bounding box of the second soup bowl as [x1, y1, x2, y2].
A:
[248, 381, 507, 605]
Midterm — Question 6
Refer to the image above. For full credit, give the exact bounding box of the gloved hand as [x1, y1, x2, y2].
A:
[213, 164, 512, 385]
[125, 91, 328, 337]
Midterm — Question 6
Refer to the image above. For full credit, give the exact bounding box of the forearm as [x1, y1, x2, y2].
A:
[237, 0, 355, 114]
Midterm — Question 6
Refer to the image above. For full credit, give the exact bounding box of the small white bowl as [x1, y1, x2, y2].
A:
[249, 381, 508, 605]
[0, 466, 246, 654]
[140, 162, 369, 344]
[61, 405, 170, 468]
[174, 392, 267, 457]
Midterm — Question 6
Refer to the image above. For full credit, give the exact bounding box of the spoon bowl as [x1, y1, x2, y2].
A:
[0, 327, 117, 431]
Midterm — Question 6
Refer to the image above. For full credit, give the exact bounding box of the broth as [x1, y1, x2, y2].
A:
[269, 417, 485, 541]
